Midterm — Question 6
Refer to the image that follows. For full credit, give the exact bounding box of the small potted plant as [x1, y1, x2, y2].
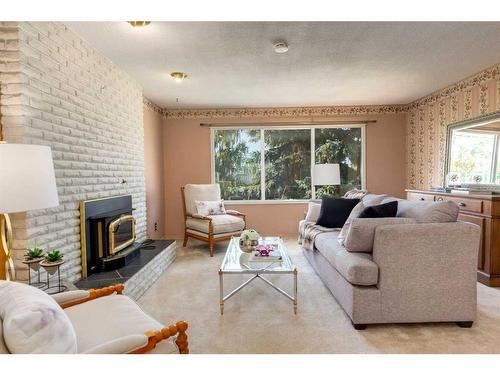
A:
[22, 247, 45, 271]
[239, 229, 260, 253]
[40, 249, 64, 275]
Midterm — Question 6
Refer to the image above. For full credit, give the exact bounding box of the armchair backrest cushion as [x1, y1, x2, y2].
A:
[184, 184, 221, 215]
[0, 281, 77, 354]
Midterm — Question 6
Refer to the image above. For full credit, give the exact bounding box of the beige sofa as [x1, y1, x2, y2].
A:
[300, 194, 480, 329]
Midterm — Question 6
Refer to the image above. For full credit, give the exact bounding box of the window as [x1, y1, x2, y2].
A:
[212, 125, 365, 201]
[265, 129, 311, 200]
[213, 129, 261, 200]
[315, 127, 362, 198]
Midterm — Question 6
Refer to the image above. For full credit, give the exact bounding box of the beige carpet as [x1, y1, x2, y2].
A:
[138, 239, 500, 354]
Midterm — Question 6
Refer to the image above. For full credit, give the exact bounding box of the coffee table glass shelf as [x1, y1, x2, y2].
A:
[218, 236, 298, 315]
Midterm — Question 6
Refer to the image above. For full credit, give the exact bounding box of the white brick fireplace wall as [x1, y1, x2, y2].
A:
[0, 22, 147, 282]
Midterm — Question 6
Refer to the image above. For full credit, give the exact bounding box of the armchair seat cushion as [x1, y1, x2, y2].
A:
[64, 294, 177, 354]
[186, 214, 245, 235]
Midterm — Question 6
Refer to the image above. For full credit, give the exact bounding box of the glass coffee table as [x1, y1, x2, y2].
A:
[218, 236, 298, 315]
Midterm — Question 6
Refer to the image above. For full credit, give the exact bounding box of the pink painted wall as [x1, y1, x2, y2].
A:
[143, 105, 165, 239]
[163, 113, 407, 239]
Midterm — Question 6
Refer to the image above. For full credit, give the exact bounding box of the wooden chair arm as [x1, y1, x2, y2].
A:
[61, 284, 125, 309]
[226, 210, 246, 219]
[186, 213, 212, 222]
[129, 321, 189, 354]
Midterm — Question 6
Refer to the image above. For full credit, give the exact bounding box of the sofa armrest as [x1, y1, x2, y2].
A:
[51, 290, 90, 306]
[372, 222, 479, 322]
[226, 210, 245, 219]
[82, 335, 149, 354]
[129, 321, 189, 354]
[60, 284, 125, 309]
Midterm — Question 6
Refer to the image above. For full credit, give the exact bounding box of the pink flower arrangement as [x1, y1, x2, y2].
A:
[255, 244, 274, 257]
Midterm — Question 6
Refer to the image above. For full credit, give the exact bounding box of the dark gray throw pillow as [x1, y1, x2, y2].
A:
[316, 197, 360, 228]
[359, 200, 398, 218]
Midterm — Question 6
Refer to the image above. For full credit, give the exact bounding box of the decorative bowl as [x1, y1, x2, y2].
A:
[239, 239, 258, 253]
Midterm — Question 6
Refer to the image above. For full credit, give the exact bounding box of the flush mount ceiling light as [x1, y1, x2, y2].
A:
[170, 72, 188, 83]
[273, 41, 289, 54]
[127, 21, 151, 28]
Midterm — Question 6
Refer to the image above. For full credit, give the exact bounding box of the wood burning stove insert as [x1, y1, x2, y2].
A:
[80, 195, 140, 277]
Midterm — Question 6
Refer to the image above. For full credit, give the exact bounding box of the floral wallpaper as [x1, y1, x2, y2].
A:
[406, 63, 500, 189]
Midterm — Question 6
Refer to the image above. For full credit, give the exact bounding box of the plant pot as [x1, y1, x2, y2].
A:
[22, 257, 44, 271]
[40, 259, 64, 275]
[239, 239, 258, 253]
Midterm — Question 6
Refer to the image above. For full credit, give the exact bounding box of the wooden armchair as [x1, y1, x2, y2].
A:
[181, 184, 246, 256]
[55, 284, 188, 354]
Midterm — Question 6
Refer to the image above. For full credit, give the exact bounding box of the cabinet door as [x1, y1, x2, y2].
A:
[458, 213, 485, 270]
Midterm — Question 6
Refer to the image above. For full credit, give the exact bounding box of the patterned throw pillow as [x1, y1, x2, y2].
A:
[343, 189, 368, 199]
[195, 200, 226, 216]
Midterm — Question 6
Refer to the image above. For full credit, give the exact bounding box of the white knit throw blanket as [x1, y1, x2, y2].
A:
[298, 221, 338, 251]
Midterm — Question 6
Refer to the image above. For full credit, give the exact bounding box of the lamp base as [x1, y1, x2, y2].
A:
[0, 213, 16, 280]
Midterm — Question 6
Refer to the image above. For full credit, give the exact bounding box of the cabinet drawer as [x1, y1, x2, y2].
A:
[437, 196, 483, 213]
[407, 192, 435, 202]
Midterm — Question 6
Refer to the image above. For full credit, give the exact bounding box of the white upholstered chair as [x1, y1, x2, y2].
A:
[0, 282, 188, 354]
[181, 184, 246, 256]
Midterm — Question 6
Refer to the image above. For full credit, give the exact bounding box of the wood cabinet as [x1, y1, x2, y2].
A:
[406, 189, 500, 287]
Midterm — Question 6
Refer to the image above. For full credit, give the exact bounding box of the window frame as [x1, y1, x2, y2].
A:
[450, 129, 500, 184]
[210, 124, 366, 204]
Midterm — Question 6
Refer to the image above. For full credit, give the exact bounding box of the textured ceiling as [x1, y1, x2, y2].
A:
[66, 22, 500, 109]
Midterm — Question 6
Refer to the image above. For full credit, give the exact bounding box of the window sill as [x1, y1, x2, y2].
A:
[224, 200, 312, 205]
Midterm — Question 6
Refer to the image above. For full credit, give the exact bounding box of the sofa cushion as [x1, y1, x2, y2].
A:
[186, 214, 245, 234]
[359, 200, 398, 218]
[316, 197, 360, 228]
[64, 294, 177, 353]
[397, 200, 459, 223]
[344, 217, 416, 253]
[0, 281, 77, 354]
[338, 194, 390, 243]
[314, 232, 378, 286]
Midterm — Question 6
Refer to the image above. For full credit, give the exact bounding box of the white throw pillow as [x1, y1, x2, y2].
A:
[304, 202, 321, 223]
[0, 281, 77, 354]
[195, 200, 226, 216]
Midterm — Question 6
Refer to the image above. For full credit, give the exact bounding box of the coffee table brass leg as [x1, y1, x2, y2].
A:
[219, 269, 224, 315]
[293, 268, 298, 314]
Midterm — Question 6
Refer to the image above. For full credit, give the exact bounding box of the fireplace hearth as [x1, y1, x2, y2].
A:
[80, 195, 140, 277]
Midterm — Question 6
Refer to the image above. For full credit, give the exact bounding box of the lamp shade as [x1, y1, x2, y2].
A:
[313, 163, 341, 186]
[0, 144, 59, 213]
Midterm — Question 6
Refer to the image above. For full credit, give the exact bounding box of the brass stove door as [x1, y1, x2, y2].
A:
[108, 215, 136, 254]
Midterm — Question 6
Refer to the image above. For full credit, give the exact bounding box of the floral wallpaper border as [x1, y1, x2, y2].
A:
[163, 104, 408, 119]
[143, 97, 165, 117]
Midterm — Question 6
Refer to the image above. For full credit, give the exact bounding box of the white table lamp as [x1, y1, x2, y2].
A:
[313, 163, 341, 186]
[0, 143, 59, 280]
